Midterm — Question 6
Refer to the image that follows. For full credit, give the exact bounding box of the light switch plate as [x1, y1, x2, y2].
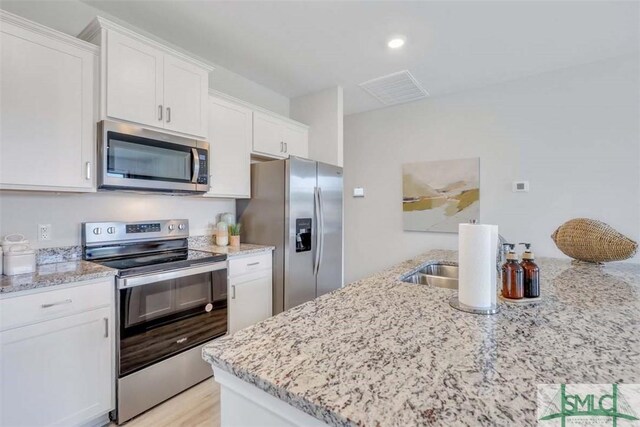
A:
[512, 181, 530, 192]
[353, 187, 365, 198]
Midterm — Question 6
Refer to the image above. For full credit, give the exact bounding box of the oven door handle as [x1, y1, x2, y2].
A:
[118, 262, 226, 289]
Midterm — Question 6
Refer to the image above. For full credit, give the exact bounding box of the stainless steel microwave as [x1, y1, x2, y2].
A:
[97, 120, 209, 193]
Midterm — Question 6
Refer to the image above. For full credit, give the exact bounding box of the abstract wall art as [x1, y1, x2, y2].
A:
[402, 158, 480, 232]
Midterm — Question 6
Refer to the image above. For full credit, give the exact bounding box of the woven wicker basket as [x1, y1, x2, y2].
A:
[551, 218, 638, 263]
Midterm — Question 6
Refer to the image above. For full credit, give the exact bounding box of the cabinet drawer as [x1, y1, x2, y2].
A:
[0, 278, 113, 331]
[228, 253, 272, 278]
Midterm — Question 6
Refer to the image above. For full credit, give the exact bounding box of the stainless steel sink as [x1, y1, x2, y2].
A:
[401, 262, 458, 289]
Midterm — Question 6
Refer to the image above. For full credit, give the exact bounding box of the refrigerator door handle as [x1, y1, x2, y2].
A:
[317, 187, 325, 275]
[314, 187, 321, 276]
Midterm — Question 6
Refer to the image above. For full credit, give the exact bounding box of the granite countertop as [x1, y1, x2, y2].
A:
[0, 260, 116, 295]
[202, 250, 640, 426]
[189, 242, 275, 257]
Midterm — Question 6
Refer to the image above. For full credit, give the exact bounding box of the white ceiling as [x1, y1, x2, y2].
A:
[83, 1, 639, 115]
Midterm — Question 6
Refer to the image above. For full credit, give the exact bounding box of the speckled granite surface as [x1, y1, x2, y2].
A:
[203, 250, 640, 427]
[190, 242, 274, 257]
[0, 261, 116, 295]
[36, 246, 83, 265]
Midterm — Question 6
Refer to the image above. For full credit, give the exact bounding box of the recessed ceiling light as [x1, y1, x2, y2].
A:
[387, 36, 406, 49]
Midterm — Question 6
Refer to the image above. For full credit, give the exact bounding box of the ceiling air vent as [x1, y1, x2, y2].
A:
[359, 70, 428, 106]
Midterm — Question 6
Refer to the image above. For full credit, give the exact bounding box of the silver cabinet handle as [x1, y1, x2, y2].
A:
[284, 142, 288, 153]
[85, 162, 91, 180]
[231, 285, 236, 299]
[166, 107, 171, 123]
[280, 141, 284, 153]
[103, 317, 109, 338]
[158, 105, 163, 121]
[41, 299, 72, 308]
[247, 262, 260, 266]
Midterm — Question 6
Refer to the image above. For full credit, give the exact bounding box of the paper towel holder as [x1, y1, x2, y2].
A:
[449, 295, 500, 315]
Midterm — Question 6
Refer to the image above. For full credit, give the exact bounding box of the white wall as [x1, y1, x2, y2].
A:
[0, 0, 290, 116]
[291, 87, 344, 166]
[0, 192, 234, 248]
[344, 54, 640, 283]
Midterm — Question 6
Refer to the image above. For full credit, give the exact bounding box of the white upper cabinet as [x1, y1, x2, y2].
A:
[0, 11, 98, 192]
[283, 123, 309, 158]
[253, 111, 286, 158]
[205, 95, 252, 198]
[163, 55, 209, 138]
[253, 111, 309, 159]
[106, 30, 163, 129]
[80, 17, 212, 139]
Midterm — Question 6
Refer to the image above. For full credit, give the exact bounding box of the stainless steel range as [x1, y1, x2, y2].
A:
[82, 219, 227, 424]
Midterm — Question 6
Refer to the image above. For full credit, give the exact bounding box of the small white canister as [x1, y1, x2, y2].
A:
[3, 244, 36, 276]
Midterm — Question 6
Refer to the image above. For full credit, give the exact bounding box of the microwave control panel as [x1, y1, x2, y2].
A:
[197, 153, 208, 185]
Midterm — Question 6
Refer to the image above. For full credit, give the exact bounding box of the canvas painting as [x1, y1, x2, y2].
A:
[403, 158, 480, 232]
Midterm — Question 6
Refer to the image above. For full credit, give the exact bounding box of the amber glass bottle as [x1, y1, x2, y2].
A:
[519, 243, 540, 298]
[501, 244, 524, 299]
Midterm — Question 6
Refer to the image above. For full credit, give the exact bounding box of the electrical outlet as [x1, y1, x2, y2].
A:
[38, 224, 52, 241]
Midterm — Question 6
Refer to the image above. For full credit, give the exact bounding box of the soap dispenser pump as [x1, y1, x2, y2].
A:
[501, 243, 524, 299]
[519, 243, 540, 298]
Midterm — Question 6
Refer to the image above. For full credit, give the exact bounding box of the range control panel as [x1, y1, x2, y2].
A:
[126, 223, 161, 234]
[82, 219, 189, 246]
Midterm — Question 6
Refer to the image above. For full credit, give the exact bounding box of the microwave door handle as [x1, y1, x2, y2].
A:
[191, 148, 200, 183]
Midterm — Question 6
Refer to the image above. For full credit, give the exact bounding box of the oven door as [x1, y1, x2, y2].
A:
[98, 120, 209, 193]
[117, 262, 227, 377]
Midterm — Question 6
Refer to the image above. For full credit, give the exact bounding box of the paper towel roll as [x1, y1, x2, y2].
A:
[458, 223, 499, 309]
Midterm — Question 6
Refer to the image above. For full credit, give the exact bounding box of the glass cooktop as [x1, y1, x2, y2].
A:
[91, 249, 226, 277]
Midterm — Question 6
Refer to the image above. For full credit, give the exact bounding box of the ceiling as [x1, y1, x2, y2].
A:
[83, 1, 639, 115]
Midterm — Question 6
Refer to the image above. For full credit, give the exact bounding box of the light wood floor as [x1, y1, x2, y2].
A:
[109, 379, 221, 427]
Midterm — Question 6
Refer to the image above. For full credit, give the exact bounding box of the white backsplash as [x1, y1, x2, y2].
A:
[0, 191, 234, 248]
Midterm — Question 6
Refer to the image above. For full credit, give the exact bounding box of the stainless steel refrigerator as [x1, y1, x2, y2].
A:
[237, 156, 343, 315]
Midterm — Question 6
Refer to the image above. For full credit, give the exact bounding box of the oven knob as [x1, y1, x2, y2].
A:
[107, 227, 116, 234]
[92, 227, 102, 235]
[178, 223, 185, 230]
[168, 224, 175, 231]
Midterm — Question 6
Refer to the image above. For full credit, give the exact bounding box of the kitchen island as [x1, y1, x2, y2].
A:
[202, 250, 640, 426]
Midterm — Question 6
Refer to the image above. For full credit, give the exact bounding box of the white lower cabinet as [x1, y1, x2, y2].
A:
[0, 279, 114, 427]
[228, 253, 273, 334]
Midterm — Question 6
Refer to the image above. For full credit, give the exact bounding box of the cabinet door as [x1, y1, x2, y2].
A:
[284, 123, 309, 158]
[106, 30, 164, 129]
[163, 54, 208, 138]
[0, 20, 96, 191]
[228, 271, 272, 334]
[252, 111, 285, 158]
[0, 307, 112, 427]
[206, 96, 252, 198]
